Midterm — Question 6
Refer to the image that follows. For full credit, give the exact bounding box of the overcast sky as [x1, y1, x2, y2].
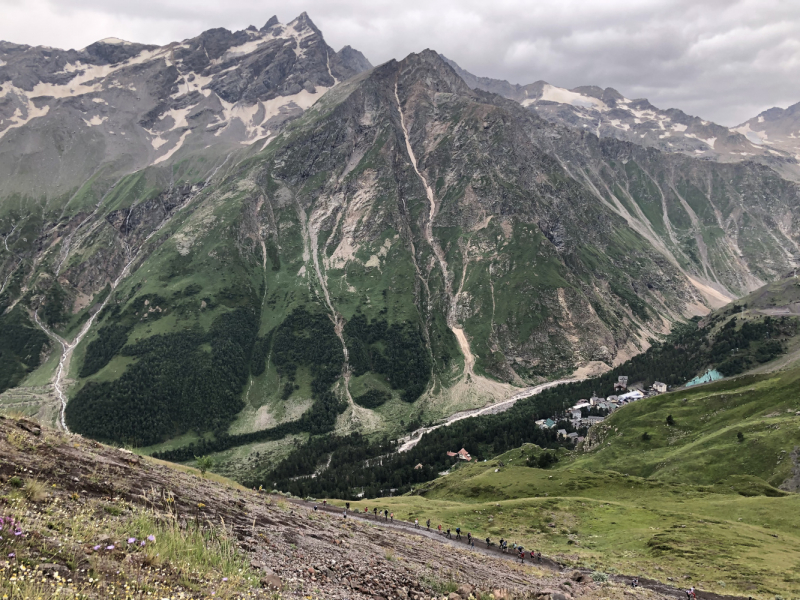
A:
[2, 0, 798, 125]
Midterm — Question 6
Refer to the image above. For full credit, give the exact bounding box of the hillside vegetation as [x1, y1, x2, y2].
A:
[574, 368, 800, 487]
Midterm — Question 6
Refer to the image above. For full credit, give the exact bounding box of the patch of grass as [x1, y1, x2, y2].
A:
[23, 479, 47, 503]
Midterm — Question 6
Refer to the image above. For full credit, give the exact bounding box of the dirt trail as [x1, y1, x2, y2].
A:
[397, 378, 575, 452]
[394, 82, 475, 376]
[292, 499, 746, 600]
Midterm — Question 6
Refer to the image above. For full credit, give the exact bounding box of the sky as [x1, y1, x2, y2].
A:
[1, 0, 799, 125]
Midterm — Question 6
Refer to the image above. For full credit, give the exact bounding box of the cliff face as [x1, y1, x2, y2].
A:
[0, 34, 798, 454]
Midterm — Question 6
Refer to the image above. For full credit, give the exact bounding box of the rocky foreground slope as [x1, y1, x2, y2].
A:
[0, 415, 675, 600]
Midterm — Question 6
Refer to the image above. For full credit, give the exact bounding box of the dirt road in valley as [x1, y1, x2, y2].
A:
[397, 378, 576, 452]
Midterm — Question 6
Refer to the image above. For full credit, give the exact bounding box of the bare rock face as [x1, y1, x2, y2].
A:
[780, 447, 800, 492]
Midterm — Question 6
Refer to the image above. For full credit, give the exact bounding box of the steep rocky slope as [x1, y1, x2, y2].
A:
[0, 24, 798, 467]
[0, 415, 673, 600]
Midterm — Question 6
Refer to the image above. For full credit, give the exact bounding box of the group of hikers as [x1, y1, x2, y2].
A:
[321, 502, 548, 561]
[307, 500, 699, 597]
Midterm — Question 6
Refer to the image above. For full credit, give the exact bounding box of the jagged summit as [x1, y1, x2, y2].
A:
[261, 15, 280, 31]
[288, 11, 323, 36]
[0, 12, 373, 200]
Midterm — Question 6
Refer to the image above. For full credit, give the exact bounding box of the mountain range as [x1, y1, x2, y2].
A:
[443, 56, 800, 181]
[0, 14, 798, 470]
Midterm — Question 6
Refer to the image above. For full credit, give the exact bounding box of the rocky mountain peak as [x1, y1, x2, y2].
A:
[399, 49, 475, 97]
[0, 12, 373, 201]
[288, 11, 323, 37]
[261, 15, 280, 32]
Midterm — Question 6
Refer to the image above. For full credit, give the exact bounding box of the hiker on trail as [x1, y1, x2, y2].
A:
[499, 538, 505, 552]
[470, 536, 475, 549]
[374, 507, 378, 518]
[467, 532, 472, 544]
[384, 509, 388, 521]
[536, 551, 542, 562]
[455, 527, 461, 540]
[631, 578, 639, 588]
[414, 519, 419, 529]
[518, 548, 525, 563]
[685, 587, 696, 599]
[323, 500, 327, 506]
[364, 507, 368, 514]
[486, 537, 491, 547]
[390, 512, 394, 522]
[313, 504, 318, 512]
[426, 519, 431, 530]
[446, 528, 452, 539]
[346, 502, 350, 510]
[438, 524, 442, 534]
[343, 508, 347, 519]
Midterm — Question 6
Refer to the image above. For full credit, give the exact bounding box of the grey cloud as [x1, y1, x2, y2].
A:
[1, 0, 799, 124]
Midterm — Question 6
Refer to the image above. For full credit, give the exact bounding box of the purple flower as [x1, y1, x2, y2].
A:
[127, 537, 136, 544]
[14, 530, 23, 536]
[106, 545, 115, 550]
[222, 577, 228, 582]
[93, 545, 102, 551]
[8, 553, 15, 558]
[147, 534, 156, 542]
[140, 540, 146, 547]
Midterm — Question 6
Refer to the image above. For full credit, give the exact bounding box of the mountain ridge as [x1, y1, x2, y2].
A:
[441, 55, 800, 180]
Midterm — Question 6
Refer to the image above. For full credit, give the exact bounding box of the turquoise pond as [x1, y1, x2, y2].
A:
[685, 369, 724, 387]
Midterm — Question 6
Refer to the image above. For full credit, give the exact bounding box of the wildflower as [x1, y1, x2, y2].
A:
[127, 537, 136, 544]
[93, 545, 102, 551]
[140, 540, 146, 547]
[8, 553, 14, 558]
[222, 577, 228, 582]
[147, 535, 156, 542]
[106, 545, 114, 550]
